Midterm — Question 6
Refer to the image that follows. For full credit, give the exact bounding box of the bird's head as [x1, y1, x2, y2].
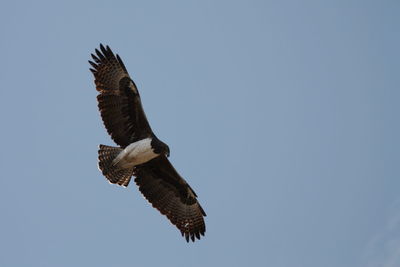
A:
[160, 142, 170, 157]
[165, 145, 170, 157]
[151, 137, 170, 157]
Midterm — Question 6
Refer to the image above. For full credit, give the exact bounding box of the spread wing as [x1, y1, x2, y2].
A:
[89, 44, 153, 147]
[134, 156, 206, 242]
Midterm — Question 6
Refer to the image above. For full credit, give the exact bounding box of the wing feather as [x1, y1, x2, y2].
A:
[89, 44, 153, 147]
[134, 156, 206, 242]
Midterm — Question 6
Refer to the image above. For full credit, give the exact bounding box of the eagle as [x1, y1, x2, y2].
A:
[89, 44, 206, 242]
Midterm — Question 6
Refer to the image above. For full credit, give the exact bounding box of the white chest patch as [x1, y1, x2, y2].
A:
[113, 138, 158, 168]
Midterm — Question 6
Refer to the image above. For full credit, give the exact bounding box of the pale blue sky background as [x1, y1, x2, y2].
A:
[1, 1, 399, 267]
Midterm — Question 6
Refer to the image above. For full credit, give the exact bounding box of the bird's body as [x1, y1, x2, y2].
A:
[89, 44, 206, 242]
[112, 138, 158, 168]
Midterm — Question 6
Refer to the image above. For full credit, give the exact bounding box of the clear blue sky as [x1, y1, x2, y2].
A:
[1, 1, 399, 267]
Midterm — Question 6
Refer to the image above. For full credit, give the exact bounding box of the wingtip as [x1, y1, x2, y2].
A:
[181, 230, 203, 242]
[106, 45, 112, 53]
[88, 60, 97, 68]
[95, 48, 105, 60]
[91, 53, 100, 63]
[100, 43, 107, 55]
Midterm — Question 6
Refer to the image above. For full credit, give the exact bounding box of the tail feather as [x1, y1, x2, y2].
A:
[98, 144, 134, 187]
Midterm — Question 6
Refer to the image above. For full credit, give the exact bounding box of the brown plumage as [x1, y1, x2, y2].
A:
[89, 44, 206, 242]
[90, 45, 152, 147]
[135, 157, 206, 242]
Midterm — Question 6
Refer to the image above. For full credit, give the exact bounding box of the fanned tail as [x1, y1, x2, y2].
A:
[98, 144, 134, 187]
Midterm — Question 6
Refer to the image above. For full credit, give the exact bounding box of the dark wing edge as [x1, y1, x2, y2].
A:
[134, 156, 206, 242]
[89, 44, 153, 147]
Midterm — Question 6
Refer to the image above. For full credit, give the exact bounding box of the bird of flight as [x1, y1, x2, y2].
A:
[89, 44, 206, 242]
